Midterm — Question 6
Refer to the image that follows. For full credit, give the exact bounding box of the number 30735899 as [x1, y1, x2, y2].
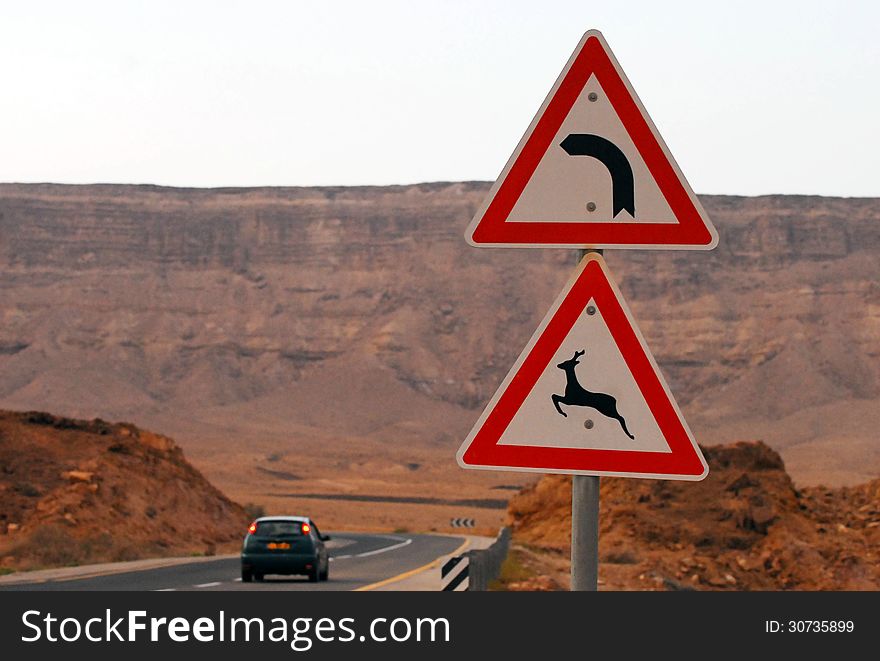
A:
[765, 620, 854, 633]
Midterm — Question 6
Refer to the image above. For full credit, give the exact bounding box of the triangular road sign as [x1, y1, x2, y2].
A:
[457, 253, 708, 480]
[466, 30, 717, 250]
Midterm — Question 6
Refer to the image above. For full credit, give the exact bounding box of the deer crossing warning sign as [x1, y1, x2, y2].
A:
[457, 254, 708, 480]
[465, 29, 717, 250]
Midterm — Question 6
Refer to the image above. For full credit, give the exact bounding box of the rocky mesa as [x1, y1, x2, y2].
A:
[0, 183, 878, 529]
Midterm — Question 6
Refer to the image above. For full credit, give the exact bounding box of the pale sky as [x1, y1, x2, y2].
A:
[1, 1, 878, 196]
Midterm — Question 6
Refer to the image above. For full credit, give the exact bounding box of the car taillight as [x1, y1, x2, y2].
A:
[248, 521, 257, 534]
[301, 523, 311, 534]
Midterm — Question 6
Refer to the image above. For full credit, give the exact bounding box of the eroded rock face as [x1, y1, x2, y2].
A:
[0, 184, 878, 485]
[0, 410, 248, 569]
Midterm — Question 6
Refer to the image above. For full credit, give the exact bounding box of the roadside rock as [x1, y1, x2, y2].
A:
[506, 441, 880, 590]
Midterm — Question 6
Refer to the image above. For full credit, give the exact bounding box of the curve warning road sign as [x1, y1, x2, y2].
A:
[466, 30, 717, 250]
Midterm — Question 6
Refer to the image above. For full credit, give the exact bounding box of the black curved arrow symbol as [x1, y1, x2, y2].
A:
[560, 134, 635, 218]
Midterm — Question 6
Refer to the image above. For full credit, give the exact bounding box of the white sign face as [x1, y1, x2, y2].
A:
[497, 296, 671, 453]
[465, 29, 718, 250]
[506, 75, 678, 226]
[457, 254, 708, 480]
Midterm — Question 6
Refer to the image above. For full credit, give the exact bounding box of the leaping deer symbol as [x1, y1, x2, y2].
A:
[551, 349, 635, 440]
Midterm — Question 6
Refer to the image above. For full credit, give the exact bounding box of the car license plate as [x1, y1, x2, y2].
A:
[267, 542, 290, 550]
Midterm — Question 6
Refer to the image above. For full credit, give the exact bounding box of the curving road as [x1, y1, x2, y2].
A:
[0, 533, 464, 591]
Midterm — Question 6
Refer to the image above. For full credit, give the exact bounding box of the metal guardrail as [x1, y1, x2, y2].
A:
[463, 527, 511, 591]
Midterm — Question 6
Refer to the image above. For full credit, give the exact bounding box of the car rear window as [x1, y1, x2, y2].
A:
[252, 521, 305, 537]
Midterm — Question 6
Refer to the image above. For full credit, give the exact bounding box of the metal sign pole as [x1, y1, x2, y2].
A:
[571, 248, 602, 591]
[571, 474, 600, 590]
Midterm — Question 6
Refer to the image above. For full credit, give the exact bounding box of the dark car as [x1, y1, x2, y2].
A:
[240, 516, 330, 583]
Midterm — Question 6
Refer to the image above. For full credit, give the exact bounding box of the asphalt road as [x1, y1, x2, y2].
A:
[0, 533, 464, 591]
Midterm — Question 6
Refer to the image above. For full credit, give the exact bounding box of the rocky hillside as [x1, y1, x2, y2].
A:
[0, 183, 878, 497]
[0, 410, 249, 571]
[502, 442, 880, 590]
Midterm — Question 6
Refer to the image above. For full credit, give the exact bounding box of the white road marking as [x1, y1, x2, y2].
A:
[355, 536, 412, 558]
[234, 578, 242, 582]
[194, 581, 221, 588]
[154, 588, 176, 592]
